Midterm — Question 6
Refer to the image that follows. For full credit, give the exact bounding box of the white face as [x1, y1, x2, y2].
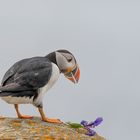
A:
[55, 51, 76, 73]
[55, 50, 80, 83]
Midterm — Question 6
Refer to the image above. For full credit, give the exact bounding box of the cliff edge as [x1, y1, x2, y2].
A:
[0, 117, 106, 140]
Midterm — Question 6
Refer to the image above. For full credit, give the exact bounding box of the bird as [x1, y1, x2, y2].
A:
[0, 49, 80, 123]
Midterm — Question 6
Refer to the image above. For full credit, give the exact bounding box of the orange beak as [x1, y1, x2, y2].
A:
[64, 66, 80, 83]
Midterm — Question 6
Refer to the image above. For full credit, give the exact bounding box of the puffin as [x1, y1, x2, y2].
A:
[0, 49, 80, 123]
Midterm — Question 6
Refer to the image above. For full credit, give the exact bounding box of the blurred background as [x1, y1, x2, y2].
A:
[0, 0, 140, 139]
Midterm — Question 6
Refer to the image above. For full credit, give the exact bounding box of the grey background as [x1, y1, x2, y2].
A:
[0, 0, 140, 139]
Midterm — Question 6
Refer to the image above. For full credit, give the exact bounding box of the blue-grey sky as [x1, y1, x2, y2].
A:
[0, 0, 140, 139]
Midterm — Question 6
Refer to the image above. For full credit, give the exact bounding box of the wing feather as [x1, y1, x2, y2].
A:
[0, 57, 52, 92]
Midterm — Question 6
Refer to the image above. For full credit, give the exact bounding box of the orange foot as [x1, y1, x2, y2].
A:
[18, 115, 33, 119]
[42, 118, 62, 123]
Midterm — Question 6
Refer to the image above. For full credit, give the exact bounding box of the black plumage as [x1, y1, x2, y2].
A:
[0, 56, 52, 100]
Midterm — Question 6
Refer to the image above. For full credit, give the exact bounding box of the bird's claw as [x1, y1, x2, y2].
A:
[18, 115, 33, 119]
[42, 118, 62, 124]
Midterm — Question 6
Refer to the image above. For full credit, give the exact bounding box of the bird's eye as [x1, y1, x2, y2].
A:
[67, 58, 72, 62]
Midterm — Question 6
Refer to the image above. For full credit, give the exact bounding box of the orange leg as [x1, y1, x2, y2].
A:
[38, 107, 62, 124]
[14, 104, 33, 119]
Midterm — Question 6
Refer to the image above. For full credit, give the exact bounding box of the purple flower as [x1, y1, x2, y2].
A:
[81, 120, 88, 127]
[80, 117, 103, 137]
[86, 127, 96, 136]
[87, 117, 103, 127]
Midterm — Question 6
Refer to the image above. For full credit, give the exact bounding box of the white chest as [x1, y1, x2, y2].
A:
[38, 63, 60, 94]
[34, 63, 60, 105]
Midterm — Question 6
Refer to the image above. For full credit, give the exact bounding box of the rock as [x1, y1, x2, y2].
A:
[0, 117, 106, 140]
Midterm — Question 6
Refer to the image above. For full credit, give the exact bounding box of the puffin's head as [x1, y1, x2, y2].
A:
[55, 49, 80, 83]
